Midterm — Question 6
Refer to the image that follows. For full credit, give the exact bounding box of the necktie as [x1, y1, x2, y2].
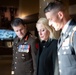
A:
[58, 33, 64, 48]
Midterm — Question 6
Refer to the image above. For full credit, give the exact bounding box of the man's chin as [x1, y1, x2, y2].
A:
[55, 28, 59, 31]
[18, 36, 23, 39]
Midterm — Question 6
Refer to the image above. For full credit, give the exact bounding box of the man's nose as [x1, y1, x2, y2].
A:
[18, 31, 21, 34]
[39, 31, 42, 35]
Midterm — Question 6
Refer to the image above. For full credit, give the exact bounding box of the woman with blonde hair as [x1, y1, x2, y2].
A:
[36, 18, 58, 75]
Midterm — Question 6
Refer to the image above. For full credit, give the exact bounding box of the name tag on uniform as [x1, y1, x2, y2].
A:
[18, 45, 30, 53]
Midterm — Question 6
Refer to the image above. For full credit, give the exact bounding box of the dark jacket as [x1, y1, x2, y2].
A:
[58, 19, 76, 75]
[11, 32, 37, 75]
[37, 39, 58, 75]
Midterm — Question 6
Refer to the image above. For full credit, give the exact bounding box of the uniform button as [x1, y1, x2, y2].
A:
[16, 52, 17, 54]
[15, 67, 16, 69]
[58, 52, 60, 55]
[22, 54, 24, 56]
[11, 71, 14, 74]
[43, 46, 45, 48]
[63, 51, 66, 54]
[15, 57, 17, 59]
[59, 61, 61, 64]
[59, 69, 62, 73]
[15, 62, 17, 64]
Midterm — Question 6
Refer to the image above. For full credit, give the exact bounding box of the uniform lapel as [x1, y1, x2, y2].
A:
[16, 32, 30, 46]
[58, 25, 72, 50]
[16, 38, 25, 46]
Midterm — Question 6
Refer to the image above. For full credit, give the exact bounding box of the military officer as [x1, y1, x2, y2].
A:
[11, 18, 37, 75]
[44, 1, 76, 75]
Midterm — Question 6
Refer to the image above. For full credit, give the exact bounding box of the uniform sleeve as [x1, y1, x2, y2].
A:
[31, 39, 38, 75]
[11, 40, 16, 75]
[72, 31, 76, 53]
[11, 47, 15, 75]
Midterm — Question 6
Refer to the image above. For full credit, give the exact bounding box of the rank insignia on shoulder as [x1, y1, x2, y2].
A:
[18, 44, 30, 53]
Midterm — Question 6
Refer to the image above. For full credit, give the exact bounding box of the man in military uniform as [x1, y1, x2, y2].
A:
[11, 18, 37, 75]
[44, 1, 76, 75]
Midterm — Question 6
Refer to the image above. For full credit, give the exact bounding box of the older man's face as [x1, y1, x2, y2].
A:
[12, 24, 27, 39]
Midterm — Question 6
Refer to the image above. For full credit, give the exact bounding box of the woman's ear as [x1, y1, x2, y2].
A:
[57, 11, 63, 20]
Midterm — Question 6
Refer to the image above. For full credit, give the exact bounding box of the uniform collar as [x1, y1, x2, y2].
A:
[62, 19, 72, 34]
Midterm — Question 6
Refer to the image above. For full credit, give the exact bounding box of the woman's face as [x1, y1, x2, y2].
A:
[36, 24, 50, 41]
